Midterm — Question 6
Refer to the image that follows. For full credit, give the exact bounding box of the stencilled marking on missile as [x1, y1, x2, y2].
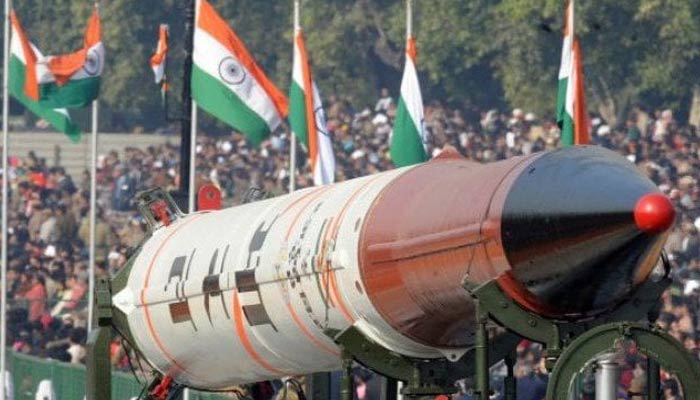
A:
[323, 174, 383, 324]
[291, 202, 333, 324]
[318, 216, 336, 310]
[218, 245, 231, 319]
[284, 187, 330, 241]
[236, 269, 258, 292]
[167, 249, 197, 331]
[202, 245, 232, 325]
[235, 269, 277, 331]
[166, 256, 187, 292]
[246, 216, 279, 270]
[182, 248, 196, 300]
[139, 213, 208, 381]
[276, 258, 339, 356]
[203, 248, 219, 325]
[288, 265, 330, 334]
[313, 218, 330, 310]
[280, 189, 330, 320]
[169, 302, 192, 324]
[231, 291, 287, 375]
[355, 281, 364, 294]
[272, 198, 341, 355]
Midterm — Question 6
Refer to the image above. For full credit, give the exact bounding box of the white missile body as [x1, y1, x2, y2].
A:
[115, 168, 452, 390]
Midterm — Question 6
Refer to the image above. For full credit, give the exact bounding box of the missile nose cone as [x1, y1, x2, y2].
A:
[634, 193, 675, 234]
[498, 146, 671, 318]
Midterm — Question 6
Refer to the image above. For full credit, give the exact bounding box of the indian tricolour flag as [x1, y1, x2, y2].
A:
[150, 24, 169, 98]
[192, 0, 288, 146]
[9, 11, 81, 142]
[390, 37, 428, 167]
[289, 29, 335, 185]
[26, 6, 103, 109]
[556, 1, 589, 146]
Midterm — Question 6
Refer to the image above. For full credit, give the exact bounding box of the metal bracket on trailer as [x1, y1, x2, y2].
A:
[86, 276, 114, 400]
[468, 271, 672, 367]
[332, 326, 456, 398]
[546, 322, 700, 400]
[330, 325, 521, 399]
[465, 265, 679, 400]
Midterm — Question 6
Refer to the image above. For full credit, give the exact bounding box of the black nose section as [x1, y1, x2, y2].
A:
[501, 146, 672, 318]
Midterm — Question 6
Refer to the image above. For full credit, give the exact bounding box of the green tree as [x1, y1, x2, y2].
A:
[636, 0, 700, 124]
[6, 0, 700, 133]
[490, 0, 658, 125]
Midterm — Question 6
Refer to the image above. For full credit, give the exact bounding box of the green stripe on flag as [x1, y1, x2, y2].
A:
[556, 77, 568, 125]
[560, 112, 574, 147]
[191, 64, 270, 146]
[39, 77, 101, 109]
[9, 57, 82, 143]
[289, 80, 308, 147]
[391, 97, 428, 167]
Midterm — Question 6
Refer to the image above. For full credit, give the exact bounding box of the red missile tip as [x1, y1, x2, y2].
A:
[634, 193, 675, 234]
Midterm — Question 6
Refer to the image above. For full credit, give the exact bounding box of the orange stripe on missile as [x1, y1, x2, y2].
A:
[284, 300, 340, 356]
[279, 186, 324, 217]
[280, 186, 340, 355]
[140, 214, 207, 380]
[324, 175, 384, 324]
[285, 186, 331, 240]
[232, 291, 286, 375]
[318, 216, 335, 308]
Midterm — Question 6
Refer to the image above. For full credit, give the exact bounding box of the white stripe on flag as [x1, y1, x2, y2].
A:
[311, 83, 334, 185]
[400, 56, 426, 147]
[193, 28, 282, 131]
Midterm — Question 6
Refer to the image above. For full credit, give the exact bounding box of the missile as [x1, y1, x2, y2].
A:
[110, 146, 674, 390]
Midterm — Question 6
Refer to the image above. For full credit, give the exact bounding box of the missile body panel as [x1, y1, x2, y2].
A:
[113, 146, 672, 390]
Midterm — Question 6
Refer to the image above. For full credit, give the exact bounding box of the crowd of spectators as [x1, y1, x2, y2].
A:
[2, 90, 699, 399]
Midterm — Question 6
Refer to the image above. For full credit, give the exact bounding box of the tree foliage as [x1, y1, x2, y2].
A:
[5, 0, 699, 132]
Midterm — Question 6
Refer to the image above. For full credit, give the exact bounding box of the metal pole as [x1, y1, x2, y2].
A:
[188, 103, 197, 213]
[308, 372, 331, 400]
[1, 0, 11, 397]
[474, 301, 489, 400]
[161, 24, 170, 122]
[179, 0, 195, 199]
[594, 356, 620, 400]
[340, 350, 353, 400]
[178, 3, 195, 398]
[87, 100, 98, 333]
[570, 374, 581, 400]
[382, 378, 398, 400]
[406, 0, 412, 39]
[289, 0, 300, 194]
[289, 133, 296, 192]
[647, 358, 660, 400]
[504, 353, 516, 400]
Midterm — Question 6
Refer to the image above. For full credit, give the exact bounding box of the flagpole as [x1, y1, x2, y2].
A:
[289, 128, 296, 192]
[289, 0, 300, 193]
[179, 0, 195, 205]
[1, 0, 11, 396]
[394, 6, 411, 397]
[87, 99, 98, 333]
[188, 103, 197, 213]
[406, 0, 412, 39]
